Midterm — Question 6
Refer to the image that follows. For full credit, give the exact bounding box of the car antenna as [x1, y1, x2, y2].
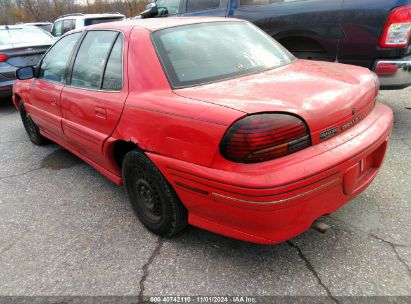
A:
[4, 8, 9, 29]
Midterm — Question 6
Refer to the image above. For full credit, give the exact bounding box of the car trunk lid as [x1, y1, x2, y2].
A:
[0, 43, 51, 67]
[0, 43, 51, 78]
[174, 60, 377, 144]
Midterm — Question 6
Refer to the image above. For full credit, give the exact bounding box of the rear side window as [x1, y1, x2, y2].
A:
[70, 31, 119, 90]
[39, 32, 82, 83]
[62, 19, 75, 35]
[186, 0, 220, 12]
[102, 35, 123, 91]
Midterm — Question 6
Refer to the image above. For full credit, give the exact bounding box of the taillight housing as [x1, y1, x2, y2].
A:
[380, 4, 411, 48]
[0, 54, 8, 63]
[220, 113, 311, 164]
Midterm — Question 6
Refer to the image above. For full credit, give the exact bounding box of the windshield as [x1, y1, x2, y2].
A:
[0, 27, 53, 45]
[152, 22, 295, 88]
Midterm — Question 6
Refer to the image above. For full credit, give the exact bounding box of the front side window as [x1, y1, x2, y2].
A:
[71, 31, 119, 90]
[152, 22, 294, 88]
[156, 0, 181, 16]
[39, 32, 82, 83]
[186, 0, 220, 12]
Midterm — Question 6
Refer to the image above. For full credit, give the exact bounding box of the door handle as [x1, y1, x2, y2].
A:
[95, 107, 107, 119]
[50, 98, 57, 106]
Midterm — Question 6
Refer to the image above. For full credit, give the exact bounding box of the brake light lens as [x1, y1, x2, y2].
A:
[220, 114, 311, 163]
[380, 5, 411, 48]
[0, 54, 8, 63]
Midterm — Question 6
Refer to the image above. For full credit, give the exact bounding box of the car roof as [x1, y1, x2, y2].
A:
[87, 17, 243, 32]
[23, 22, 52, 25]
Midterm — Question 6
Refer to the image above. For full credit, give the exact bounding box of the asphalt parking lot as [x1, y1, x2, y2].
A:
[0, 89, 410, 302]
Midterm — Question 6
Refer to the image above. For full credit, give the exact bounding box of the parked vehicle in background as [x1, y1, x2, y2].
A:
[141, 0, 411, 90]
[51, 13, 126, 37]
[20, 22, 53, 33]
[0, 25, 54, 99]
[13, 18, 393, 244]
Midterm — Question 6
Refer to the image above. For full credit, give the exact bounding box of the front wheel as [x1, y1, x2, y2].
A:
[122, 150, 188, 237]
[19, 101, 48, 145]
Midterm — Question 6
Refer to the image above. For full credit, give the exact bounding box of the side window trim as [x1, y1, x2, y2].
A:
[66, 30, 88, 86]
[99, 32, 121, 90]
[37, 31, 84, 85]
[66, 30, 124, 92]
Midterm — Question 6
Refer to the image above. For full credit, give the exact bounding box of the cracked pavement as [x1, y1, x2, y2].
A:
[0, 88, 410, 301]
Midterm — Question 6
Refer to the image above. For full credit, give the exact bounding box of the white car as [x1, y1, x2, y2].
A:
[51, 13, 125, 37]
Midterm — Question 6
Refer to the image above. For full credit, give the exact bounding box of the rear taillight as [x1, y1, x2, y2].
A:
[0, 54, 8, 63]
[220, 114, 311, 163]
[380, 4, 411, 48]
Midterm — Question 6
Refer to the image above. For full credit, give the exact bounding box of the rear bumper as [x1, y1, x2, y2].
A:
[373, 56, 411, 89]
[148, 103, 393, 244]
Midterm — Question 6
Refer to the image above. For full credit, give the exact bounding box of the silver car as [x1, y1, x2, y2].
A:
[0, 25, 54, 99]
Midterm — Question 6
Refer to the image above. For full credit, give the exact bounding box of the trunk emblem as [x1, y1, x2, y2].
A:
[320, 127, 339, 140]
[342, 114, 365, 131]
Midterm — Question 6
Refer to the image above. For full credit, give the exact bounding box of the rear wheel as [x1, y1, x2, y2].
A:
[19, 101, 48, 145]
[122, 150, 188, 237]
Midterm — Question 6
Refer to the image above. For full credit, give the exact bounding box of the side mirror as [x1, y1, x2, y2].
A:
[140, 2, 159, 19]
[16, 66, 35, 80]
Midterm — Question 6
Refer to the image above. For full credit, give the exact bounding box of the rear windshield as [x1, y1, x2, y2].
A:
[152, 22, 294, 88]
[84, 17, 124, 26]
[0, 27, 53, 45]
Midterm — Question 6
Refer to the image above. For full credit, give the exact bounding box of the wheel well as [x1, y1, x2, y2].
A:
[112, 140, 141, 169]
[278, 37, 331, 61]
[14, 94, 22, 110]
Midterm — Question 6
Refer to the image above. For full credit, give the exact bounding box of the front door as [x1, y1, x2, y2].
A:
[27, 32, 82, 138]
[61, 30, 127, 167]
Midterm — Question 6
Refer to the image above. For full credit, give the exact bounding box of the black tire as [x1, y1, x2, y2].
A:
[19, 101, 48, 145]
[122, 150, 188, 237]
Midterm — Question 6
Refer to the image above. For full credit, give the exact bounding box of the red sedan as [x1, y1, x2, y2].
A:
[13, 18, 393, 244]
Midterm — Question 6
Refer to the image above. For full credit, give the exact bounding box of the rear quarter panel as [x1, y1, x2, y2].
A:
[112, 28, 244, 168]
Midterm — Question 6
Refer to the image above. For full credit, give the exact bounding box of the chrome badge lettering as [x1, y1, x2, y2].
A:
[342, 114, 364, 131]
[320, 127, 339, 140]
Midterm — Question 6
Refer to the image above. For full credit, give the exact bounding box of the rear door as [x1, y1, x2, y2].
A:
[231, 0, 344, 62]
[61, 30, 127, 166]
[27, 32, 82, 138]
[181, 0, 229, 16]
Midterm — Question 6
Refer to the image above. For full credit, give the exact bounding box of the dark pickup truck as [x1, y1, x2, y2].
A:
[141, 0, 411, 89]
